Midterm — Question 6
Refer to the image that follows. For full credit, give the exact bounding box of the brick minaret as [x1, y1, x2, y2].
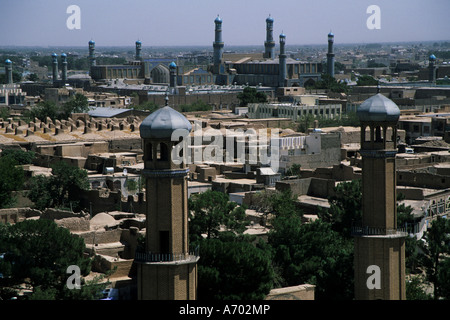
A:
[353, 93, 406, 300]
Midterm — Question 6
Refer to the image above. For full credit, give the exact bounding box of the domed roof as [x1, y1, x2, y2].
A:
[280, 32, 286, 38]
[136, 40, 141, 44]
[169, 61, 177, 69]
[61, 53, 67, 57]
[215, 15, 222, 23]
[429, 54, 436, 61]
[266, 15, 274, 22]
[4, 59, 11, 64]
[140, 106, 192, 139]
[357, 93, 400, 122]
[52, 53, 57, 57]
[89, 40, 95, 44]
[328, 31, 334, 37]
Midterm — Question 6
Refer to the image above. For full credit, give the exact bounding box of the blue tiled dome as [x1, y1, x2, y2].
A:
[429, 54, 436, 61]
[357, 93, 400, 122]
[140, 106, 192, 139]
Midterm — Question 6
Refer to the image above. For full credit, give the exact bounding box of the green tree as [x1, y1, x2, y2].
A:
[266, 189, 303, 220]
[308, 74, 348, 93]
[62, 93, 89, 117]
[356, 75, 379, 86]
[418, 216, 450, 299]
[27, 174, 55, 210]
[0, 107, 10, 120]
[237, 87, 267, 107]
[188, 190, 249, 241]
[297, 113, 315, 133]
[29, 100, 58, 122]
[437, 257, 450, 300]
[27, 161, 90, 211]
[406, 275, 432, 300]
[27, 73, 39, 82]
[318, 179, 362, 238]
[0, 219, 94, 299]
[180, 100, 212, 112]
[1, 148, 35, 165]
[195, 236, 274, 300]
[268, 217, 354, 299]
[0, 155, 24, 208]
[285, 163, 301, 177]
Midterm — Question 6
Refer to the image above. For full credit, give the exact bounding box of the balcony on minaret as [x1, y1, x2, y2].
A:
[140, 106, 192, 171]
[357, 93, 401, 154]
[360, 123, 398, 151]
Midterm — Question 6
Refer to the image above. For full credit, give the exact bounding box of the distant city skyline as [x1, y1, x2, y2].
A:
[0, 0, 449, 48]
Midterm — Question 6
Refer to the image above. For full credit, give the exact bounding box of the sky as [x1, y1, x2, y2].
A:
[0, 0, 449, 47]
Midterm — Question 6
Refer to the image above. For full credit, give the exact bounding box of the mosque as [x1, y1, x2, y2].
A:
[209, 15, 324, 87]
[84, 15, 326, 88]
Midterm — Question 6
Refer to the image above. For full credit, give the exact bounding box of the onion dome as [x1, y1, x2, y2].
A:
[357, 93, 400, 122]
[140, 106, 192, 139]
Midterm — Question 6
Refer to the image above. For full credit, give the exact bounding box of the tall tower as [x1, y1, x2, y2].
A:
[213, 15, 224, 72]
[88, 40, 96, 67]
[169, 61, 177, 88]
[429, 54, 436, 84]
[327, 32, 335, 78]
[61, 53, 68, 84]
[278, 33, 287, 87]
[136, 40, 142, 61]
[51, 53, 58, 86]
[4, 59, 13, 85]
[264, 15, 275, 59]
[353, 93, 406, 300]
[136, 106, 199, 300]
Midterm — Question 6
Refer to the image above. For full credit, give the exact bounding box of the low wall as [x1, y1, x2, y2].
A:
[265, 284, 315, 300]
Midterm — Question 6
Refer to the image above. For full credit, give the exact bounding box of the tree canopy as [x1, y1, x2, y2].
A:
[188, 190, 249, 241]
[237, 87, 268, 107]
[196, 236, 274, 300]
[418, 216, 450, 299]
[0, 219, 104, 300]
[27, 161, 90, 211]
[0, 155, 24, 209]
[1, 148, 35, 165]
[318, 179, 362, 238]
[307, 74, 348, 93]
[28, 93, 89, 122]
[356, 75, 379, 86]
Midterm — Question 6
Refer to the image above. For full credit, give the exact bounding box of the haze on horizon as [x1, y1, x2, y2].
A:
[0, 0, 449, 48]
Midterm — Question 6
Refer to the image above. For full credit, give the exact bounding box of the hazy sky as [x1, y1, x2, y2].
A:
[0, 0, 449, 47]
